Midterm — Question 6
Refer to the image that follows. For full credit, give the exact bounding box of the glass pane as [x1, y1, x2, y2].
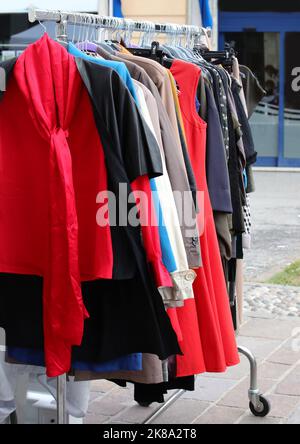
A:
[224, 32, 280, 159]
[284, 32, 300, 159]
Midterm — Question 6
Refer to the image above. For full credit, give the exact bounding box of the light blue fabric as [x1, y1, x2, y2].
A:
[151, 180, 177, 273]
[243, 169, 248, 189]
[68, 42, 138, 103]
[199, 0, 213, 29]
[7, 348, 143, 372]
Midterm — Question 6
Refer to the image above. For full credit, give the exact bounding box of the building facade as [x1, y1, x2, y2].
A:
[1, 1, 299, 167]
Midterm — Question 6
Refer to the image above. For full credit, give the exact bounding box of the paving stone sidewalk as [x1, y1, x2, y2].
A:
[86, 310, 300, 425]
[244, 283, 300, 318]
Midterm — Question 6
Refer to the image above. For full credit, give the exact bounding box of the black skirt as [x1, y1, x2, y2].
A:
[0, 269, 181, 365]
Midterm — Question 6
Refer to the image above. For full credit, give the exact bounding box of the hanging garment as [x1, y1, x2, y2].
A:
[0, 35, 181, 376]
[114, 51, 201, 269]
[71, 48, 172, 288]
[134, 80, 196, 307]
[170, 59, 240, 374]
[203, 82, 232, 214]
[6, 347, 142, 373]
[240, 65, 266, 118]
[73, 354, 164, 385]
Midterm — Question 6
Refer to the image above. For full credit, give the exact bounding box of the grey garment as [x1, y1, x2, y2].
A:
[245, 165, 256, 194]
[204, 82, 232, 214]
[240, 65, 266, 118]
[231, 235, 237, 259]
[232, 57, 248, 118]
[214, 212, 232, 261]
[112, 51, 201, 268]
[73, 354, 164, 385]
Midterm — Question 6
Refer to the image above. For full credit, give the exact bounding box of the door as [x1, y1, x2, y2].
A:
[284, 32, 300, 165]
[219, 12, 300, 167]
[223, 31, 280, 166]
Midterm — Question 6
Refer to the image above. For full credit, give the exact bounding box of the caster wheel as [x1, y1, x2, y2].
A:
[138, 402, 152, 408]
[249, 396, 271, 417]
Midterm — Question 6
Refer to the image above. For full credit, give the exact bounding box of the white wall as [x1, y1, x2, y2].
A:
[0, 1, 99, 13]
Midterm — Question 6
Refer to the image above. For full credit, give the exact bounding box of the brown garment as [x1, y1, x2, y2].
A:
[74, 354, 164, 384]
[214, 211, 232, 261]
[240, 65, 266, 118]
[232, 58, 248, 118]
[116, 53, 183, 143]
[5, 351, 165, 385]
[108, 50, 201, 268]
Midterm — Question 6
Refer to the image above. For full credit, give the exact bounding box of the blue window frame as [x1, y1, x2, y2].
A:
[219, 12, 300, 167]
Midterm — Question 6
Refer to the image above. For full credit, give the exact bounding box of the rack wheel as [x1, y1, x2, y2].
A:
[249, 396, 271, 417]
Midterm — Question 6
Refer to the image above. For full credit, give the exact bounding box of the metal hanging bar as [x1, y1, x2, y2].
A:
[28, 7, 208, 41]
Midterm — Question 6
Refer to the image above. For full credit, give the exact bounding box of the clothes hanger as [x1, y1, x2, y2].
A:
[77, 15, 102, 56]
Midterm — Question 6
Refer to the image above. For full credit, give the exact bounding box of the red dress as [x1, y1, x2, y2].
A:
[170, 59, 240, 375]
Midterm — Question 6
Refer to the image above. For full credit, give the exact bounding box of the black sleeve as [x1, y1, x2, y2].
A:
[232, 79, 257, 166]
[76, 58, 163, 183]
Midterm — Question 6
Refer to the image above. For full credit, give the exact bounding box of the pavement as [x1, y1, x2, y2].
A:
[85, 170, 300, 425]
[244, 170, 300, 283]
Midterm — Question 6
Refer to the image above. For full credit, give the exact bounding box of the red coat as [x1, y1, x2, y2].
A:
[0, 35, 113, 376]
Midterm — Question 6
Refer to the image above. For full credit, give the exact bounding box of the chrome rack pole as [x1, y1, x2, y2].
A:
[28, 7, 206, 41]
[56, 374, 68, 424]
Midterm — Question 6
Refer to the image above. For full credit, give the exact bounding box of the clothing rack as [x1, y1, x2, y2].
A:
[23, 8, 270, 425]
[28, 7, 210, 45]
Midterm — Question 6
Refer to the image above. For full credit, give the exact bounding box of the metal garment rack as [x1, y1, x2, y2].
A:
[143, 346, 270, 424]
[26, 7, 270, 425]
[28, 7, 209, 45]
